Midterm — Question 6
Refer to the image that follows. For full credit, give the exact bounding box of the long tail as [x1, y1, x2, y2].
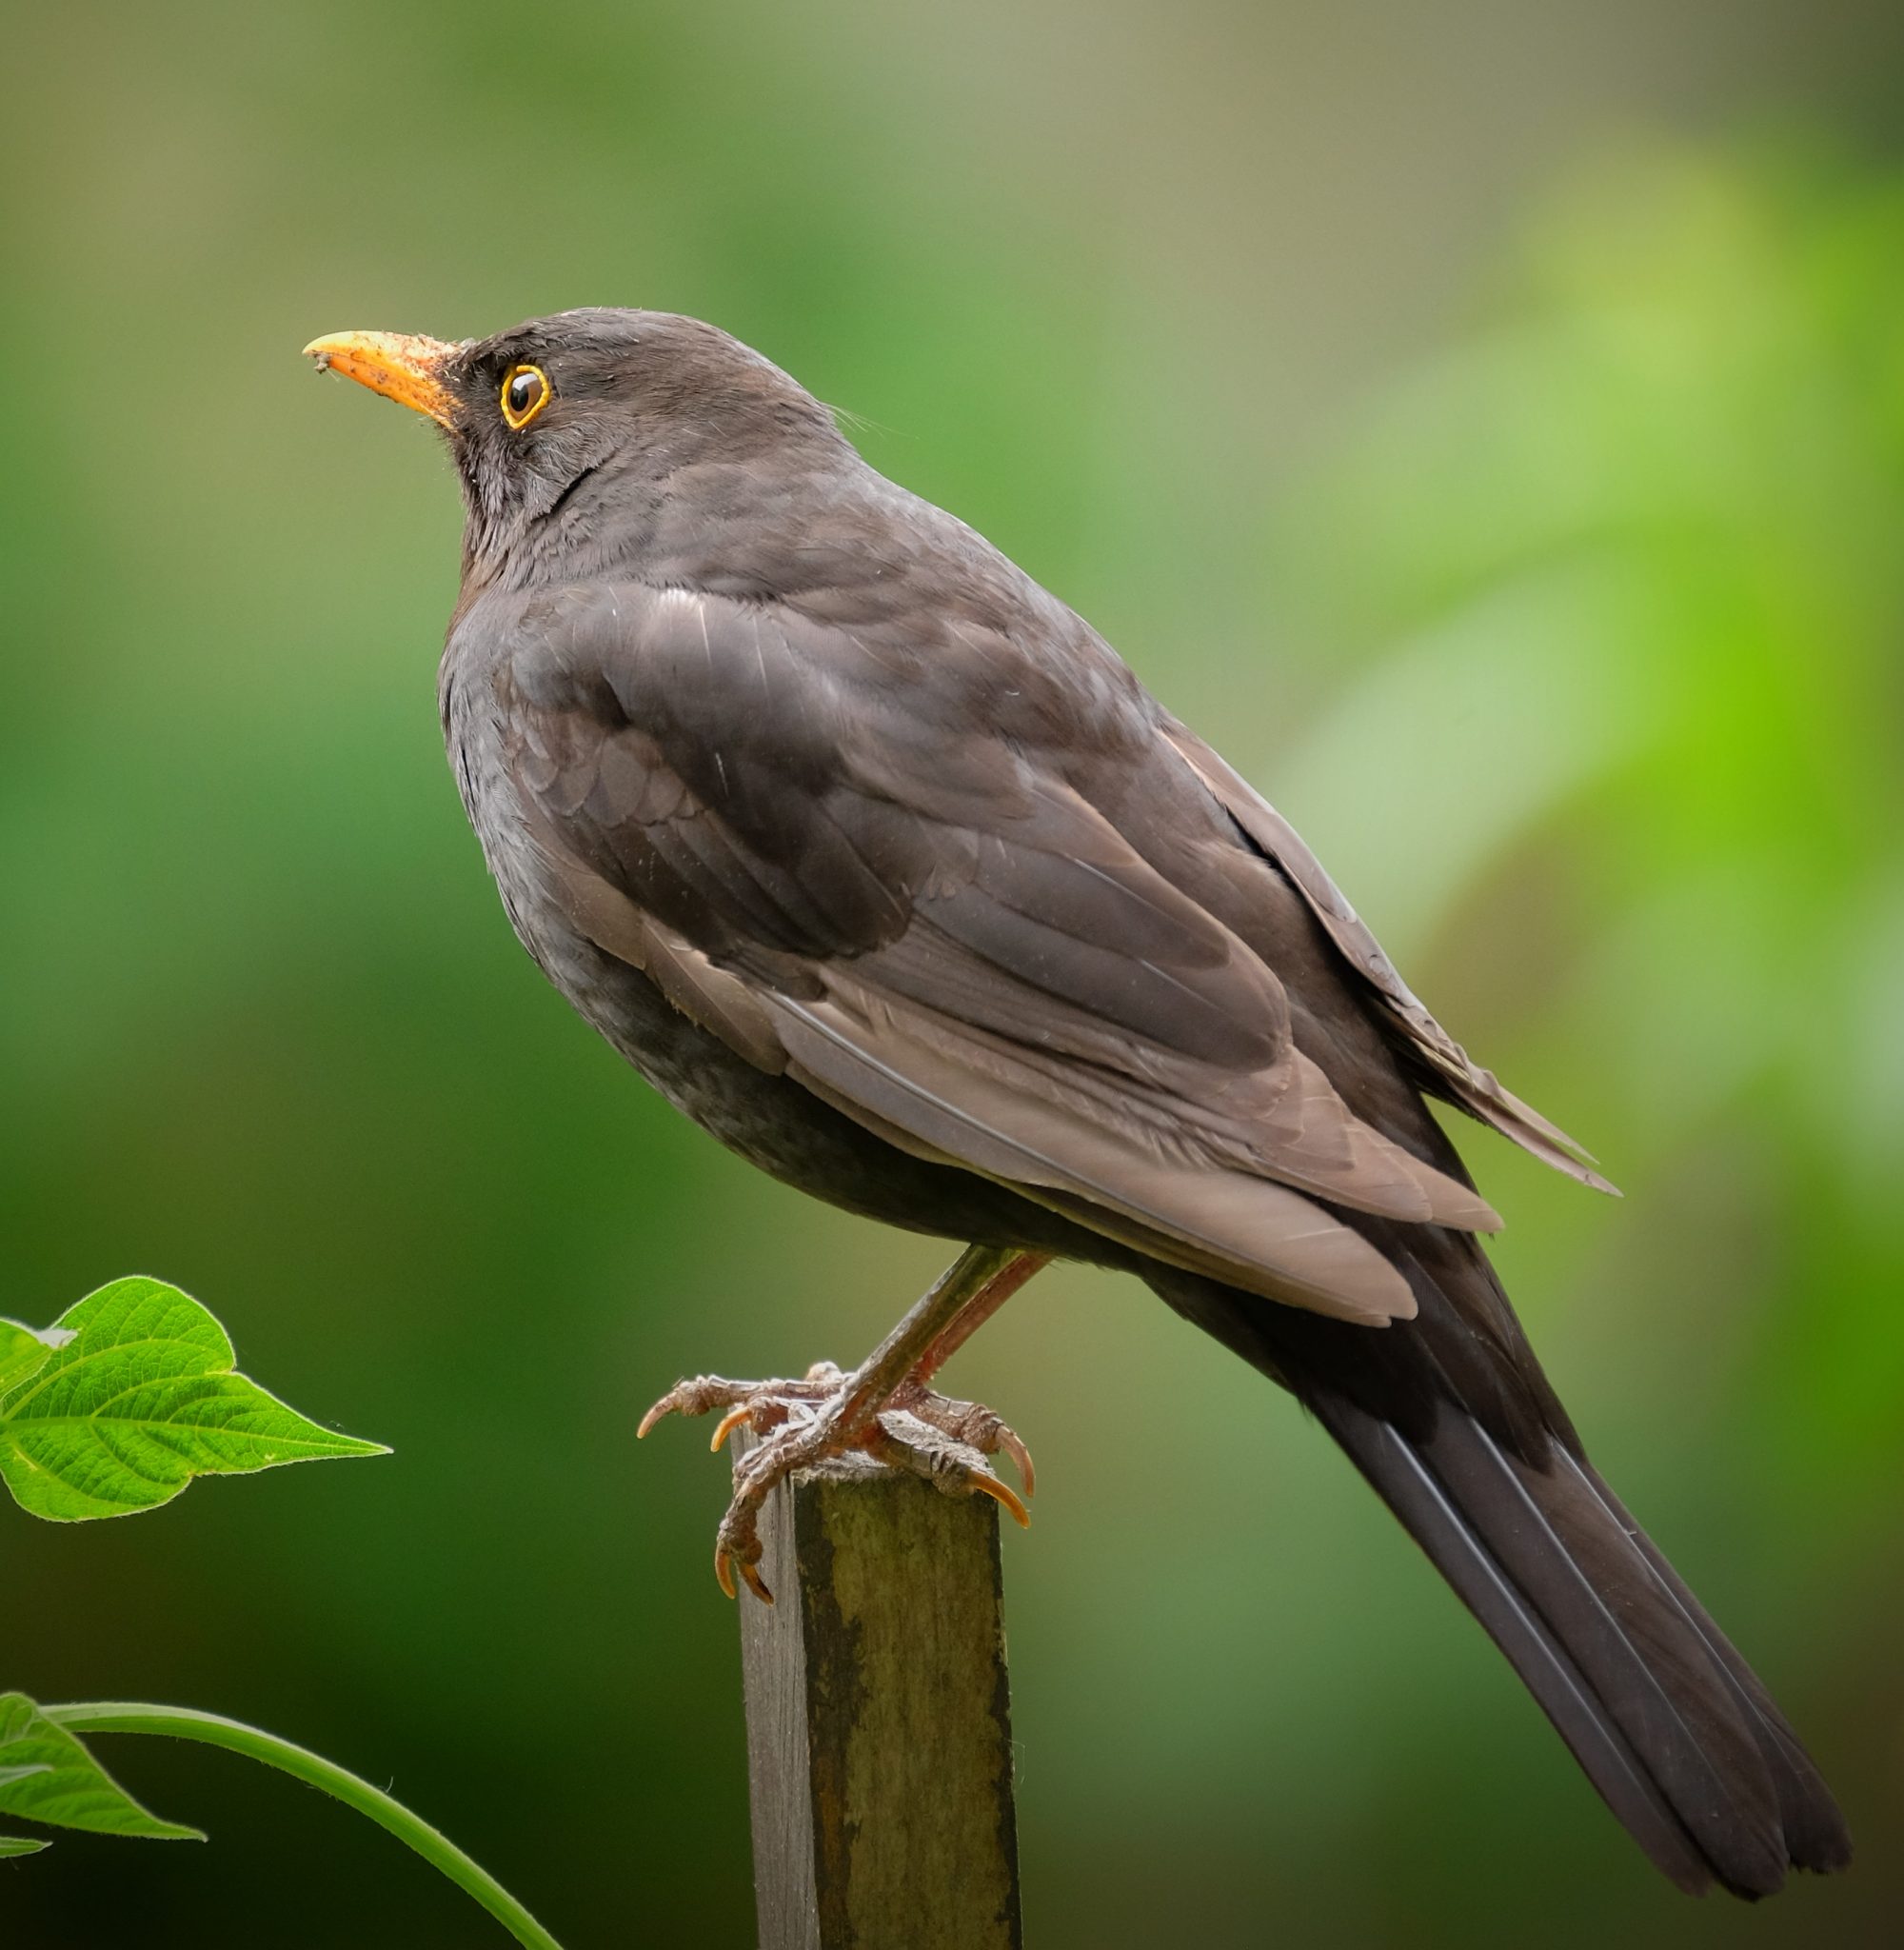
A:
[1146, 1252, 1852, 1897]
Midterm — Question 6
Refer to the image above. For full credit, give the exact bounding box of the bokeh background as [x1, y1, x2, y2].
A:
[3, 2, 1901, 1944]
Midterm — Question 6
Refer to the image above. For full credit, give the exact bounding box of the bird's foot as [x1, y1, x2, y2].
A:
[638, 1363, 1033, 1602]
[882, 1377, 1038, 1499]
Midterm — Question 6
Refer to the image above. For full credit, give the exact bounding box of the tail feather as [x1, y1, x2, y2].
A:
[1568, 1455, 1853, 1876]
[1144, 1259, 1852, 1895]
[1315, 1390, 1804, 1896]
[1324, 1403, 1716, 1892]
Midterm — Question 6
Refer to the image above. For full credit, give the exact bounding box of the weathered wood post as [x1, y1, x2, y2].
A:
[734, 1435, 1021, 1950]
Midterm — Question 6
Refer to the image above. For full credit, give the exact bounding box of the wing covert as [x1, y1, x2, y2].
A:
[482, 578, 1503, 1323]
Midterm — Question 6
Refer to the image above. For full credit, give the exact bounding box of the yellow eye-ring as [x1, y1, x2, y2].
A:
[499, 363, 551, 429]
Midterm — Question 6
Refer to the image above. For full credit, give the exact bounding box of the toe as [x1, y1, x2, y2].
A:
[867, 1412, 1034, 1529]
[638, 1374, 754, 1437]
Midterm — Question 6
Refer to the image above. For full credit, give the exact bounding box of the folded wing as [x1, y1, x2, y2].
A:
[491, 579, 1509, 1323]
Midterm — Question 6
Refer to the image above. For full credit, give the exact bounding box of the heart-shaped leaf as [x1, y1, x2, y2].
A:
[0, 1696, 200, 1840]
[0, 1279, 387, 1522]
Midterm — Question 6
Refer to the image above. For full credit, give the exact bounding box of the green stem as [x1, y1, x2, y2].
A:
[45, 1702, 564, 1950]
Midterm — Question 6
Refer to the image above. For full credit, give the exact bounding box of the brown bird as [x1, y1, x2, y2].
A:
[306, 309, 1848, 1897]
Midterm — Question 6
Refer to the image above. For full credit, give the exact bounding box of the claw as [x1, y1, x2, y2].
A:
[640, 1374, 765, 1439]
[645, 1352, 1035, 1605]
[886, 1390, 1037, 1498]
[999, 1428, 1037, 1499]
[715, 1542, 774, 1604]
[966, 1469, 1032, 1529]
[638, 1376, 716, 1438]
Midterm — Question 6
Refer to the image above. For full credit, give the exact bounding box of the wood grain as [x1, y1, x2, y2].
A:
[736, 1440, 1021, 1950]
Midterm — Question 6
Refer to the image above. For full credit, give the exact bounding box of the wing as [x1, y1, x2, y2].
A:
[485, 577, 1502, 1325]
[1160, 724, 1615, 1193]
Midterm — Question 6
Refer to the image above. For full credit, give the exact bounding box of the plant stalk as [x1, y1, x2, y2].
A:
[44, 1702, 564, 1950]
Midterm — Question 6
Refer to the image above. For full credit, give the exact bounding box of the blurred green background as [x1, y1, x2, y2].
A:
[3, 2, 1900, 1944]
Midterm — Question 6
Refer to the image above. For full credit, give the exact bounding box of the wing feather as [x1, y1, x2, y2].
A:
[490, 579, 1521, 1325]
[1162, 722, 1616, 1194]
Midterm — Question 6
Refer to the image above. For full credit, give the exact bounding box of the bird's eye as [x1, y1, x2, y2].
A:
[499, 363, 551, 429]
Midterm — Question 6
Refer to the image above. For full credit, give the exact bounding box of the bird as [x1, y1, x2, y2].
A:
[306, 308, 1849, 1898]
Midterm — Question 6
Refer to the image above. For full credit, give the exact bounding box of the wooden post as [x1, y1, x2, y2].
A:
[734, 1435, 1022, 1950]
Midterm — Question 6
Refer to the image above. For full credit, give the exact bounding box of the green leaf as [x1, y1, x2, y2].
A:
[0, 1762, 53, 1860]
[0, 1320, 63, 1397]
[0, 1278, 387, 1522]
[0, 1696, 201, 1840]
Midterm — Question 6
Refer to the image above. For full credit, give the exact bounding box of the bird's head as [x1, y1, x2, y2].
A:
[304, 308, 843, 583]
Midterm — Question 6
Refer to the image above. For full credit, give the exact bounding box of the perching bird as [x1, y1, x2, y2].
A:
[307, 308, 1849, 1898]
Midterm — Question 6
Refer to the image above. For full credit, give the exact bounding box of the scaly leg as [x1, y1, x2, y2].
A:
[881, 1248, 1050, 1493]
[706, 1247, 1051, 1473]
[639, 1244, 1048, 1601]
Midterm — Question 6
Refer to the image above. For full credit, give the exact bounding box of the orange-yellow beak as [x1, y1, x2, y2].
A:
[302, 330, 461, 428]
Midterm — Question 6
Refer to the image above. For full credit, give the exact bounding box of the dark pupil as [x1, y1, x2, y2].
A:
[507, 371, 541, 414]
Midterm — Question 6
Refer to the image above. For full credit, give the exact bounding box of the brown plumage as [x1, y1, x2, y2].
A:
[307, 308, 1850, 1896]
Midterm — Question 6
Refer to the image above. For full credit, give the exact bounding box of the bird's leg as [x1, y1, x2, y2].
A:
[907, 1249, 1051, 1390]
[646, 1249, 1049, 1474]
[639, 1244, 1046, 1602]
[880, 1248, 1052, 1494]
